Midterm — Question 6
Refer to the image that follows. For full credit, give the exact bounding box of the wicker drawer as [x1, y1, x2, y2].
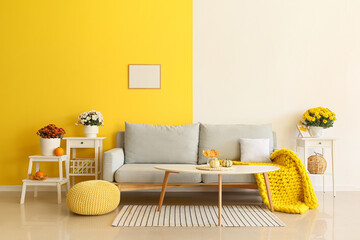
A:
[305, 140, 331, 148]
[69, 140, 95, 148]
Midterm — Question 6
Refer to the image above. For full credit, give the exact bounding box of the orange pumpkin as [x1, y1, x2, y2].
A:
[54, 147, 64, 156]
[35, 171, 45, 178]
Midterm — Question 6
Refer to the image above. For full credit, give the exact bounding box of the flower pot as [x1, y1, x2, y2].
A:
[83, 125, 99, 138]
[40, 138, 61, 156]
[309, 127, 324, 138]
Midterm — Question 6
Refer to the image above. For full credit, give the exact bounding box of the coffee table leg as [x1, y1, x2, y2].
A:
[263, 172, 274, 212]
[218, 174, 222, 226]
[158, 171, 171, 212]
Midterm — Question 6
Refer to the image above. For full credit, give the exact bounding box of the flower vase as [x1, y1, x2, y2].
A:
[83, 125, 99, 138]
[207, 157, 218, 165]
[309, 127, 324, 138]
[40, 138, 61, 156]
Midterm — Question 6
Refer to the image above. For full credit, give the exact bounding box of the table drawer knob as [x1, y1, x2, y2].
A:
[318, 142, 322, 145]
[81, 142, 84, 144]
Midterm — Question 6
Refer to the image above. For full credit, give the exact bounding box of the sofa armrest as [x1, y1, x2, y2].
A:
[103, 148, 124, 182]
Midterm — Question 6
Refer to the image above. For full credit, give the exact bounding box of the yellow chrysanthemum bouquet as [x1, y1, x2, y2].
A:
[300, 107, 336, 129]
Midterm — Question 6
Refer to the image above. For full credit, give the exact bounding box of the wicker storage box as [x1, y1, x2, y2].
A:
[308, 153, 327, 174]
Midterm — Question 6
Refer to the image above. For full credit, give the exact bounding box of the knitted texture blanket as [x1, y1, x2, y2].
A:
[233, 148, 318, 214]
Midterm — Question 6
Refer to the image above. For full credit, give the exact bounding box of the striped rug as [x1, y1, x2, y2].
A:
[112, 205, 285, 227]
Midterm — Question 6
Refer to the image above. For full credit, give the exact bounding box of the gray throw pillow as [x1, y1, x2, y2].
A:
[124, 122, 200, 164]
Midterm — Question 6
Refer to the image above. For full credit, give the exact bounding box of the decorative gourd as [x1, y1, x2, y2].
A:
[54, 147, 64, 156]
[221, 160, 233, 167]
[209, 159, 220, 168]
[35, 170, 45, 178]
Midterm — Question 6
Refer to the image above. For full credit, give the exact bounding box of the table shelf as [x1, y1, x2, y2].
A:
[23, 178, 68, 185]
[307, 171, 332, 177]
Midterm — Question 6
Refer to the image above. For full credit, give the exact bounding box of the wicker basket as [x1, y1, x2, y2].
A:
[308, 152, 327, 174]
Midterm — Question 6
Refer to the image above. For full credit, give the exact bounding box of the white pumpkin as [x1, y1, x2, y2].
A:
[221, 160, 233, 167]
[210, 159, 220, 168]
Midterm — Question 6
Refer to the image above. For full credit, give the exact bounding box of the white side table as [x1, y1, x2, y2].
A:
[20, 155, 70, 204]
[64, 137, 106, 185]
[296, 138, 336, 197]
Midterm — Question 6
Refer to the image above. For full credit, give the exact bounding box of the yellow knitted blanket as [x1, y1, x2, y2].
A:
[233, 148, 318, 214]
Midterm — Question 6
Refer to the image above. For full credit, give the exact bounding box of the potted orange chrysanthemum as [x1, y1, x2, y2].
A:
[37, 124, 66, 156]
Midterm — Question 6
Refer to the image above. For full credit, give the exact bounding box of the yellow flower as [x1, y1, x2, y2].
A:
[329, 116, 334, 120]
[316, 115, 321, 119]
[298, 120, 302, 124]
[323, 120, 327, 123]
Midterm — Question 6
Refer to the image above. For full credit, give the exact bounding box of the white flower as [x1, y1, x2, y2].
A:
[76, 110, 104, 126]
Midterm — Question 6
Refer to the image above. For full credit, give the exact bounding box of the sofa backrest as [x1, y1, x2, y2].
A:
[116, 123, 277, 165]
[198, 123, 275, 164]
[123, 122, 200, 164]
[116, 131, 125, 148]
[116, 130, 277, 149]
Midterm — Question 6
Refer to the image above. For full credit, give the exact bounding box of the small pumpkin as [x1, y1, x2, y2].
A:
[32, 171, 48, 180]
[209, 159, 220, 168]
[221, 159, 233, 167]
[54, 147, 64, 156]
[35, 170, 45, 178]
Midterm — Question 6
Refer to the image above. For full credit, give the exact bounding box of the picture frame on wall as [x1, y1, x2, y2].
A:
[297, 124, 312, 138]
[128, 64, 161, 89]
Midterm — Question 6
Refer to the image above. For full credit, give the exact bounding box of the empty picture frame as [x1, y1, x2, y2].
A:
[129, 64, 161, 89]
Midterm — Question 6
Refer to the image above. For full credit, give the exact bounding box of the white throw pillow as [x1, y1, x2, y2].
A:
[239, 138, 271, 163]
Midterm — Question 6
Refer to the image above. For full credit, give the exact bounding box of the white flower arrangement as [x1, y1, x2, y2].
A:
[76, 110, 104, 126]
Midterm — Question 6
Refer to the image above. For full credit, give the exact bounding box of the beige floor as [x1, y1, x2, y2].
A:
[0, 190, 358, 240]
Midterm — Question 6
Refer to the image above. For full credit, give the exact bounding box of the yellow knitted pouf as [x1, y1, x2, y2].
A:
[66, 180, 120, 215]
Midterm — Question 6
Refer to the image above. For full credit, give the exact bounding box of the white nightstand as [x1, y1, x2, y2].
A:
[64, 137, 106, 185]
[296, 138, 336, 197]
[20, 155, 70, 204]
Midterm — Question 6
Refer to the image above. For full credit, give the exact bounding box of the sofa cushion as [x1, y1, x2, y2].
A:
[114, 164, 202, 183]
[202, 174, 256, 183]
[124, 122, 200, 164]
[198, 124, 273, 164]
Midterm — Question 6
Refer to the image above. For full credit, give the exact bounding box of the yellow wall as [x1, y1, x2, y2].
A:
[0, 0, 192, 185]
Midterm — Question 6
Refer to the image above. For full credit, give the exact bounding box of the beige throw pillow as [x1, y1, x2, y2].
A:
[239, 138, 271, 163]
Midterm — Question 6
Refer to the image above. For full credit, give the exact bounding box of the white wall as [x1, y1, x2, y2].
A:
[194, 0, 360, 190]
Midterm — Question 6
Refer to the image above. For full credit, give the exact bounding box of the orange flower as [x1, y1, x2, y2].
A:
[203, 149, 219, 158]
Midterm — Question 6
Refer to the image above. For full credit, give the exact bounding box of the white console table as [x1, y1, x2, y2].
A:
[296, 138, 336, 197]
[64, 137, 106, 185]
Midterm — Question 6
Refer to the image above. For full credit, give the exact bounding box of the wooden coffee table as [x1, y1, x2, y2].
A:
[155, 164, 280, 226]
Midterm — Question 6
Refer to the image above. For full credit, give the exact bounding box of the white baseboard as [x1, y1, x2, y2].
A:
[0, 185, 67, 192]
[313, 185, 360, 191]
[1, 185, 360, 192]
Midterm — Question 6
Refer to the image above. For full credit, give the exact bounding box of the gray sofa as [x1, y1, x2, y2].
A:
[103, 122, 276, 186]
